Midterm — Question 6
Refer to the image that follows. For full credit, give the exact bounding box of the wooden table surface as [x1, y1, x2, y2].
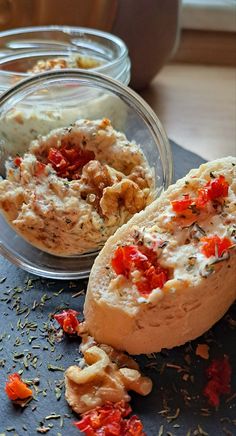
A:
[140, 63, 236, 161]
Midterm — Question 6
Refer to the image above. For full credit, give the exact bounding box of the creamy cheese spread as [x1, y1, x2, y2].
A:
[0, 93, 127, 157]
[107, 168, 236, 305]
[0, 118, 154, 256]
[28, 54, 102, 74]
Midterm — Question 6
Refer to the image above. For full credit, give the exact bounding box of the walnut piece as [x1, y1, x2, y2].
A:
[28, 58, 68, 74]
[100, 179, 145, 217]
[80, 160, 123, 211]
[65, 345, 152, 414]
[28, 55, 101, 74]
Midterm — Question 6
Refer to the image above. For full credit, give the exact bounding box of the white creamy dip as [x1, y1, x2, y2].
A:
[0, 118, 154, 256]
[0, 93, 127, 158]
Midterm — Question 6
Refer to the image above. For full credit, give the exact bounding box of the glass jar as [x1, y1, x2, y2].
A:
[0, 70, 172, 279]
[0, 25, 131, 93]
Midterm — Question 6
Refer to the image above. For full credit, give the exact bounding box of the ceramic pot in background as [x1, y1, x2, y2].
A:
[112, 0, 180, 89]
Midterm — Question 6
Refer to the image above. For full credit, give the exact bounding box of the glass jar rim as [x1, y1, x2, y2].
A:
[0, 25, 129, 74]
[0, 68, 173, 187]
[0, 48, 131, 85]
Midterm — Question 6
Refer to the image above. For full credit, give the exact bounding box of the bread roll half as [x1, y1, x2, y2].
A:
[84, 157, 236, 354]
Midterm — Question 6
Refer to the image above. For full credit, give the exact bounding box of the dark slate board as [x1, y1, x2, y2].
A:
[0, 143, 235, 436]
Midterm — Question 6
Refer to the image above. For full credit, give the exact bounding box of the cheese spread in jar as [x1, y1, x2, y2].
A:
[27, 54, 102, 74]
[0, 118, 155, 256]
[0, 91, 127, 158]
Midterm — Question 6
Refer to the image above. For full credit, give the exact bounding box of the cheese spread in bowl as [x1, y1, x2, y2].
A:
[0, 70, 172, 278]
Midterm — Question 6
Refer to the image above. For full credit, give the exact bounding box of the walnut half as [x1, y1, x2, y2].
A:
[65, 345, 152, 414]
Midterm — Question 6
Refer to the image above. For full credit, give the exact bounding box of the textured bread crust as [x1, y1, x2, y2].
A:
[84, 157, 236, 354]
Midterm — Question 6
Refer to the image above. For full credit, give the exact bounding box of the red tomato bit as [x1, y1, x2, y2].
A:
[203, 356, 232, 407]
[171, 194, 193, 213]
[206, 175, 229, 200]
[35, 161, 46, 177]
[200, 235, 233, 258]
[111, 246, 149, 278]
[74, 401, 146, 436]
[54, 309, 80, 334]
[48, 145, 95, 179]
[112, 245, 169, 295]
[5, 373, 33, 401]
[171, 175, 229, 214]
[14, 157, 22, 167]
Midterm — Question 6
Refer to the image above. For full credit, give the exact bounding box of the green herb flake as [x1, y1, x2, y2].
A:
[13, 352, 25, 359]
[54, 387, 62, 401]
[14, 337, 23, 347]
[0, 358, 6, 367]
[167, 407, 180, 422]
[55, 354, 63, 361]
[72, 289, 85, 298]
[40, 293, 52, 305]
[23, 355, 29, 369]
[47, 364, 65, 372]
[197, 425, 209, 436]
[31, 300, 39, 310]
[45, 414, 61, 420]
[31, 356, 38, 368]
[53, 288, 64, 297]
[28, 336, 38, 344]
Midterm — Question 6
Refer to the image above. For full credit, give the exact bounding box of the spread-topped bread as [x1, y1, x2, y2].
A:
[84, 157, 236, 354]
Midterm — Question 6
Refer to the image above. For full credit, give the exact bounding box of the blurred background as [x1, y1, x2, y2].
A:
[0, 0, 235, 160]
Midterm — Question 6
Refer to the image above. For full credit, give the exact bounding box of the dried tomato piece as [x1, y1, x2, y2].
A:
[111, 246, 130, 277]
[111, 246, 149, 278]
[74, 401, 145, 436]
[14, 157, 22, 167]
[171, 175, 229, 214]
[122, 415, 145, 436]
[63, 146, 95, 168]
[196, 187, 210, 209]
[144, 265, 168, 290]
[48, 148, 68, 171]
[203, 356, 232, 407]
[54, 309, 80, 334]
[207, 175, 229, 200]
[47, 145, 95, 180]
[112, 245, 169, 295]
[171, 194, 193, 213]
[35, 161, 46, 177]
[5, 373, 33, 401]
[200, 235, 233, 258]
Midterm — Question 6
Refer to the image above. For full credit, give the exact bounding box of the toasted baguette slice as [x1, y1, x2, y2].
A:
[84, 157, 236, 354]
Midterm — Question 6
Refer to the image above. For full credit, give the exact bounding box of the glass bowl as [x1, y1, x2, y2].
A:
[0, 70, 172, 279]
[0, 25, 131, 92]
